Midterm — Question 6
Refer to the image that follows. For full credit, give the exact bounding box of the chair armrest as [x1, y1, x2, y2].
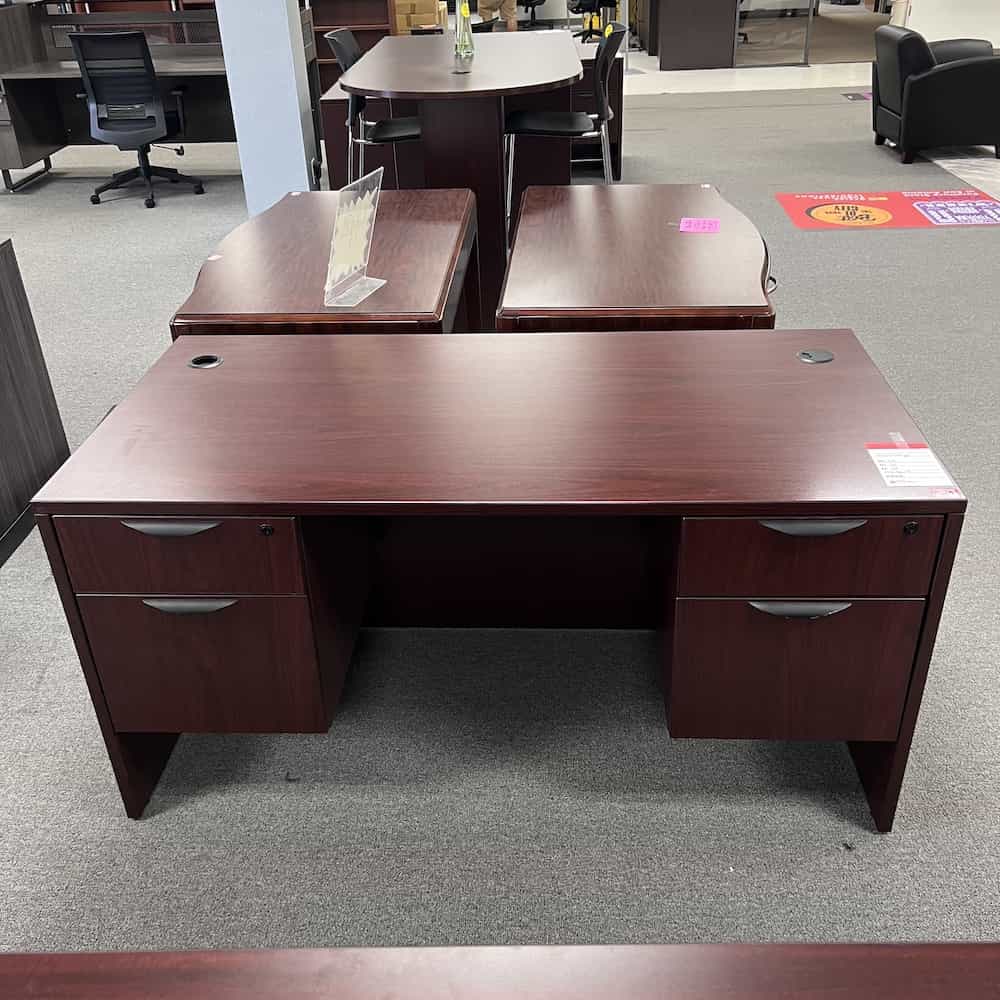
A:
[929, 38, 994, 65]
[902, 57, 1000, 148]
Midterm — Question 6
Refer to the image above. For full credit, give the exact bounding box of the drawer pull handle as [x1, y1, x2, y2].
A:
[121, 519, 221, 538]
[142, 599, 237, 615]
[749, 601, 852, 620]
[758, 519, 867, 537]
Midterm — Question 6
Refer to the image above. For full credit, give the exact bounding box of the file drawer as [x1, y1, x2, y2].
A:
[678, 516, 942, 597]
[78, 596, 325, 733]
[56, 516, 304, 595]
[668, 598, 924, 740]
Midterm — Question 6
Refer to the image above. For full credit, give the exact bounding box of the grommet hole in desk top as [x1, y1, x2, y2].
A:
[188, 354, 223, 370]
[798, 349, 834, 365]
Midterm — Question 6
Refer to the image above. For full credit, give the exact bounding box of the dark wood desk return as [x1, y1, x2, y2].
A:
[33, 330, 965, 830]
[4, 943, 1000, 1000]
[170, 189, 481, 335]
[338, 32, 583, 329]
[498, 184, 775, 331]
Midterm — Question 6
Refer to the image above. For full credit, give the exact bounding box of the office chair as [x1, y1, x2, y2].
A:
[504, 23, 625, 228]
[472, 17, 499, 31]
[325, 29, 421, 185]
[518, 0, 545, 29]
[69, 31, 204, 208]
[568, 0, 602, 41]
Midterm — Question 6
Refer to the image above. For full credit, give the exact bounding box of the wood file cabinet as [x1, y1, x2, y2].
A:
[667, 516, 943, 741]
[47, 514, 367, 759]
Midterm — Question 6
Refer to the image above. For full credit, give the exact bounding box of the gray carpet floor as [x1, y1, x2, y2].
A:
[1, 89, 999, 951]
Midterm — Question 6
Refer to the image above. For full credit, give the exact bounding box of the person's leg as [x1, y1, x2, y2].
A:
[502, 0, 518, 30]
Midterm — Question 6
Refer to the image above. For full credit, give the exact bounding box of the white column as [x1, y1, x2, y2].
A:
[215, 0, 317, 216]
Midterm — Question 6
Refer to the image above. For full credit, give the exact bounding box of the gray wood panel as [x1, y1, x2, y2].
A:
[0, 238, 69, 566]
[0, 6, 47, 75]
[658, 0, 737, 69]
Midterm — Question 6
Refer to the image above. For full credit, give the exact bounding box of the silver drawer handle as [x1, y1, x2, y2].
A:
[142, 599, 237, 615]
[758, 519, 867, 537]
[749, 601, 852, 620]
[121, 519, 221, 538]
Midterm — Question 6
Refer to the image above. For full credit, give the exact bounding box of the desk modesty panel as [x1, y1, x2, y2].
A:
[33, 331, 965, 829]
[170, 189, 481, 336]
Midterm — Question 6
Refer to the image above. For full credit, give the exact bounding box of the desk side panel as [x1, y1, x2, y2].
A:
[36, 515, 178, 820]
[849, 512, 965, 832]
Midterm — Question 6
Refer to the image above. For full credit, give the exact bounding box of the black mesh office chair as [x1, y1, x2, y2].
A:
[325, 29, 421, 185]
[69, 31, 204, 208]
[518, 0, 546, 28]
[568, 0, 602, 41]
[504, 23, 625, 225]
[472, 17, 499, 31]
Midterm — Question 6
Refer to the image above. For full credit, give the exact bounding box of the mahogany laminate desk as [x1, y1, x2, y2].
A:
[498, 184, 775, 331]
[170, 189, 482, 335]
[4, 944, 999, 999]
[338, 33, 583, 329]
[33, 330, 965, 829]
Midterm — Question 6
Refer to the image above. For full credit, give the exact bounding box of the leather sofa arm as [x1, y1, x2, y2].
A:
[929, 38, 994, 65]
[902, 56, 1000, 149]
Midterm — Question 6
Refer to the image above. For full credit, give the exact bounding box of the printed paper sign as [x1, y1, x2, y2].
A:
[325, 167, 386, 307]
[776, 189, 1000, 230]
[679, 217, 720, 233]
[866, 442, 955, 488]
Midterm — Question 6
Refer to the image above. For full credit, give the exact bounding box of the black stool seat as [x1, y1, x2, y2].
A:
[505, 109, 596, 137]
[365, 117, 422, 144]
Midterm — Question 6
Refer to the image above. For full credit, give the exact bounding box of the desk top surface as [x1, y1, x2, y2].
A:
[34, 330, 964, 516]
[0, 54, 226, 80]
[172, 189, 476, 328]
[338, 32, 582, 100]
[1, 943, 997, 999]
[499, 185, 773, 322]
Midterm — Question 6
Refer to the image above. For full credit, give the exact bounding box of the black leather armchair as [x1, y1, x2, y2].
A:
[873, 25, 1000, 163]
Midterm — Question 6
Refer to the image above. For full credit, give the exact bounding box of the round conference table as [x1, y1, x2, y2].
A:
[339, 32, 583, 329]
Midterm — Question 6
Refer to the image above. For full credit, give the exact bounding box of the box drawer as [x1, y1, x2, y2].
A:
[668, 598, 924, 740]
[56, 516, 304, 595]
[79, 596, 325, 733]
[678, 516, 942, 597]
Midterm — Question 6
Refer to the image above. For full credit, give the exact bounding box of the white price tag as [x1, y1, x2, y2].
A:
[866, 443, 954, 488]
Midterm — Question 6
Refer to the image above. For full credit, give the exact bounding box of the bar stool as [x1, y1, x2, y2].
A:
[503, 23, 625, 228]
[325, 29, 422, 184]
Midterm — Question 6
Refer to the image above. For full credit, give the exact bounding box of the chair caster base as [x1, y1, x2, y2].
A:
[874, 133, 886, 146]
[144, 196, 156, 208]
[90, 193, 101, 205]
[193, 184, 205, 195]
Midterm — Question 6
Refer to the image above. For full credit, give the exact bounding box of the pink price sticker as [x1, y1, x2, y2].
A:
[679, 217, 720, 233]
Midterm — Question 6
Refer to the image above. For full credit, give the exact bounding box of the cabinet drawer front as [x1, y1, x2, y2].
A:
[678, 516, 942, 597]
[668, 598, 924, 740]
[79, 596, 324, 733]
[56, 516, 304, 595]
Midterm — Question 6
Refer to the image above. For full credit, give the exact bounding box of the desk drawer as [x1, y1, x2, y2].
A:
[678, 516, 942, 597]
[668, 598, 924, 740]
[56, 516, 304, 595]
[79, 596, 325, 733]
